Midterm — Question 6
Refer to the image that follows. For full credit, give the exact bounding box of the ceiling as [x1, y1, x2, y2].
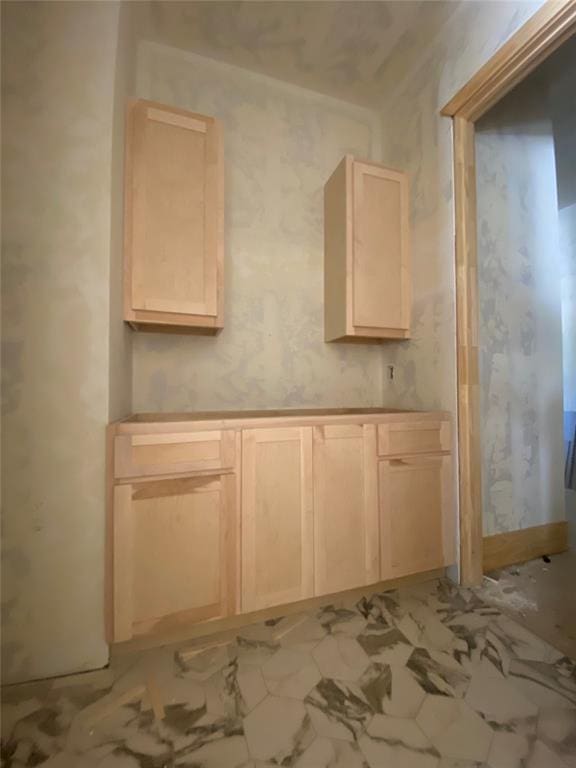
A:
[133, 1, 436, 107]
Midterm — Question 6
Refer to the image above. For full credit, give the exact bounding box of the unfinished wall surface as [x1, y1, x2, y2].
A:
[377, 0, 544, 413]
[559, 205, 576, 416]
[476, 76, 564, 536]
[109, 4, 136, 422]
[560, 203, 576, 547]
[1, 1, 132, 684]
[132, 42, 383, 412]
[548, 37, 576, 544]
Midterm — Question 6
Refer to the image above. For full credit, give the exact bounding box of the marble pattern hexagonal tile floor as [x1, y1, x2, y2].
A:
[2, 579, 576, 767]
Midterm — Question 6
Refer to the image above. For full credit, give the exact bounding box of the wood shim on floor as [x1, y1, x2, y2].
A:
[177, 638, 232, 664]
[81, 685, 147, 730]
[271, 614, 308, 641]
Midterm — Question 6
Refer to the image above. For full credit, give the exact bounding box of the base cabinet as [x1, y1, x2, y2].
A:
[313, 424, 379, 596]
[241, 428, 314, 612]
[109, 411, 453, 643]
[112, 474, 236, 642]
[379, 455, 451, 579]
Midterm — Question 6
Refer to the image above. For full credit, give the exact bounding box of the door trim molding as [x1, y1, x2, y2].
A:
[440, 0, 576, 585]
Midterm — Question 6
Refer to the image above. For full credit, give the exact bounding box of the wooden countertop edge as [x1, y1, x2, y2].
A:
[111, 409, 452, 435]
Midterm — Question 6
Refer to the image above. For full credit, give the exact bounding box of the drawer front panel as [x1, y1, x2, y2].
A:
[377, 421, 450, 457]
[114, 430, 236, 478]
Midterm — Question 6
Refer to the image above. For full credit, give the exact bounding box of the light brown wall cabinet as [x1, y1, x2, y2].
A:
[124, 100, 224, 333]
[324, 156, 411, 342]
[108, 410, 453, 643]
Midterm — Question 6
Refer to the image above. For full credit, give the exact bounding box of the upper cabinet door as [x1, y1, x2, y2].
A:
[241, 427, 314, 613]
[313, 424, 379, 596]
[324, 156, 411, 342]
[124, 100, 224, 333]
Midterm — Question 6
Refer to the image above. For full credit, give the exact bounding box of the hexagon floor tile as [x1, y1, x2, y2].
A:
[2, 577, 575, 768]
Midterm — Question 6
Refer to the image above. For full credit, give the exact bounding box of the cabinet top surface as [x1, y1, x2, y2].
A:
[112, 408, 450, 434]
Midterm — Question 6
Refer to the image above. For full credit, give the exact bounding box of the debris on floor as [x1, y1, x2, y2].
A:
[477, 550, 576, 659]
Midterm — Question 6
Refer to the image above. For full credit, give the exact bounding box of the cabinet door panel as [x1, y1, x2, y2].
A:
[352, 162, 410, 331]
[313, 424, 379, 596]
[112, 474, 236, 642]
[242, 428, 314, 612]
[125, 100, 223, 328]
[379, 456, 451, 579]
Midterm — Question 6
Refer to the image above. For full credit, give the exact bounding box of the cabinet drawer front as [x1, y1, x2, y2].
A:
[114, 430, 236, 479]
[377, 421, 450, 457]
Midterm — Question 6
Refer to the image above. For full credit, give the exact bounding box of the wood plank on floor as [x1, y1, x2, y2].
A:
[483, 521, 568, 572]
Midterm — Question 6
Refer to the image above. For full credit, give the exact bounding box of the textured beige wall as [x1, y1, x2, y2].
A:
[0, 0, 550, 685]
[132, 43, 384, 412]
[378, 1, 544, 413]
[1, 1, 132, 684]
[476, 77, 564, 535]
[375, 1, 547, 557]
[109, 4, 135, 421]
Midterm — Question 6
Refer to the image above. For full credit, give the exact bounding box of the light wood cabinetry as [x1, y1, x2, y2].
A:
[112, 474, 237, 642]
[241, 428, 314, 612]
[313, 424, 379, 596]
[377, 420, 450, 457]
[379, 454, 453, 580]
[108, 409, 453, 644]
[324, 155, 411, 342]
[124, 99, 224, 333]
[114, 430, 236, 479]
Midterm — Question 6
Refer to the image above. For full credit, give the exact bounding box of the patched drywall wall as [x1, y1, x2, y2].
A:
[132, 42, 384, 412]
[130, 0, 421, 107]
[109, 4, 136, 421]
[377, 0, 544, 414]
[559, 205, 576, 415]
[559, 203, 576, 547]
[548, 36, 576, 543]
[476, 75, 564, 536]
[0, 0, 551, 685]
[1, 1, 133, 684]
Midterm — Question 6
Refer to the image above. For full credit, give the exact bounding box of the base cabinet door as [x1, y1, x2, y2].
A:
[379, 455, 450, 579]
[112, 474, 236, 642]
[313, 424, 379, 596]
[241, 428, 314, 612]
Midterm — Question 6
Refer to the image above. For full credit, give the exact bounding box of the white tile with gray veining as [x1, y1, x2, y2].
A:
[2, 578, 575, 768]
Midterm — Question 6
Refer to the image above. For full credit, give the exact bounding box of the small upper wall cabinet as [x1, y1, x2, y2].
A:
[324, 155, 411, 342]
[124, 99, 224, 333]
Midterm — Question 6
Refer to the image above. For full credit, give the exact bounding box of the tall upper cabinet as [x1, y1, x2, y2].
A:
[324, 155, 411, 342]
[124, 100, 224, 333]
